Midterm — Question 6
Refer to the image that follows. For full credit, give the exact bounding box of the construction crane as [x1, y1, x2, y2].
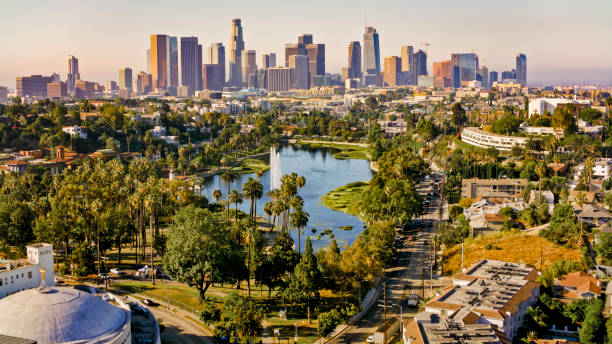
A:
[420, 41, 431, 54]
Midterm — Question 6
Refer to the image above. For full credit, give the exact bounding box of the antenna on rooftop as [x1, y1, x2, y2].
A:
[420, 41, 431, 54]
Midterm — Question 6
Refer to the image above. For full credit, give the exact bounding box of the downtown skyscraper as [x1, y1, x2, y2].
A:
[400, 46, 414, 85]
[66, 55, 80, 93]
[347, 41, 361, 80]
[285, 34, 325, 88]
[516, 53, 527, 86]
[362, 27, 380, 87]
[228, 19, 245, 87]
[180, 37, 203, 93]
[451, 53, 479, 88]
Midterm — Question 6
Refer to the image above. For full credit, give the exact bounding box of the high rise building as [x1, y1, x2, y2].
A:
[202, 64, 225, 91]
[289, 55, 309, 89]
[383, 56, 401, 87]
[489, 71, 499, 85]
[501, 70, 516, 82]
[169, 36, 179, 87]
[285, 35, 324, 88]
[208, 43, 226, 88]
[229, 19, 245, 87]
[74, 80, 97, 98]
[305, 44, 325, 80]
[267, 67, 292, 92]
[47, 82, 67, 98]
[476, 66, 489, 89]
[413, 50, 427, 77]
[363, 26, 381, 87]
[118, 68, 132, 91]
[241, 50, 257, 87]
[180, 37, 202, 94]
[433, 60, 452, 87]
[400, 46, 414, 85]
[66, 55, 80, 93]
[16, 74, 58, 97]
[0, 86, 8, 104]
[451, 53, 479, 88]
[347, 41, 362, 80]
[105, 81, 118, 92]
[262, 53, 277, 68]
[150, 34, 169, 90]
[516, 53, 527, 86]
[269, 53, 276, 68]
[146, 49, 151, 74]
[298, 34, 313, 45]
[257, 69, 268, 90]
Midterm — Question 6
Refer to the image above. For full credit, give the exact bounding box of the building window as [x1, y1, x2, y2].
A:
[28, 271, 32, 279]
[0, 279, 2, 286]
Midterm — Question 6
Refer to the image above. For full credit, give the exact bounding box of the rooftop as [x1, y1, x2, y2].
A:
[404, 312, 510, 344]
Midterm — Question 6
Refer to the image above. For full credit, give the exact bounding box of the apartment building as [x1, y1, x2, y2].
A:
[461, 127, 529, 151]
[461, 178, 528, 199]
[424, 260, 540, 340]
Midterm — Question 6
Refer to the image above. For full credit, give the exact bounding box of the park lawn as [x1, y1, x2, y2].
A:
[112, 279, 345, 344]
[320, 181, 368, 216]
[441, 231, 582, 275]
[230, 158, 270, 174]
[294, 142, 369, 160]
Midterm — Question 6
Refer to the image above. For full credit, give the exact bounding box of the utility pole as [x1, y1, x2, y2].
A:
[383, 279, 387, 344]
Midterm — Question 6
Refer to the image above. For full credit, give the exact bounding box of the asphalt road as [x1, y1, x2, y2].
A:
[150, 305, 215, 344]
[326, 175, 448, 344]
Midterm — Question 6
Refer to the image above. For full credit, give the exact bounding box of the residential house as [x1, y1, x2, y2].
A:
[4, 160, 28, 173]
[575, 204, 612, 227]
[554, 271, 602, 302]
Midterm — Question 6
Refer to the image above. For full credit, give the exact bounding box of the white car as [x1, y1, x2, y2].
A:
[366, 335, 374, 343]
[407, 293, 419, 307]
[110, 268, 125, 276]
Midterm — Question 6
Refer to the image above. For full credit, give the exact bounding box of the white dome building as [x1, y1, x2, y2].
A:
[0, 286, 131, 344]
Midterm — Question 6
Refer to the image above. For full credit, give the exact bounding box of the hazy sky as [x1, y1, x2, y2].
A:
[1, 0, 611, 88]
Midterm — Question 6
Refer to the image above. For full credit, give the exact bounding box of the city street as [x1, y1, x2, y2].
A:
[326, 174, 450, 344]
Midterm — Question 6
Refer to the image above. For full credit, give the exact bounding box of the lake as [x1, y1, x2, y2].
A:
[199, 144, 373, 250]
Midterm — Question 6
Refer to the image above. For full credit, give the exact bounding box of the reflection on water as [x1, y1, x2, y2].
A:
[200, 144, 373, 250]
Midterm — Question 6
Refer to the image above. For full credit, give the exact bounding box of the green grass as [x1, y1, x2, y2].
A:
[294, 142, 370, 160]
[230, 158, 270, 174]
[112, 280, 346, 344]
[320, 181, 369, 216]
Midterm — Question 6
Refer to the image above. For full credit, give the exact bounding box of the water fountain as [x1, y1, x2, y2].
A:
[269, 146, 282, 190]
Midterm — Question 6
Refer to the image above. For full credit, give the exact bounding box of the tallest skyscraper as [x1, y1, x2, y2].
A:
[228, 19, 245, 87]
[515, 53, 527, 86]
[362, 26, 380, 87]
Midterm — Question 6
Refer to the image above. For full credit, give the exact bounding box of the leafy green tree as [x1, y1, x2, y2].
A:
[318, 309, 343, 337]
[199, 297, 221, 325]
[579, 108, 602, 124]
[220, 292, 264, 344]
[552, 104, 577, 134]
[562, 299, 589, 324]
[163, 205, 246, 302]
[288, 238, 322, 322]
[451, 103, 467, 127]
[491, 114, 522, 135]
[71, 241, 95, 277]
[540, 204, 580, 247]
[579, 299, 604, 344]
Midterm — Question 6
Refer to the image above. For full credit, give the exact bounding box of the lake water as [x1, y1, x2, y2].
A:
[200, 144, 373, 250]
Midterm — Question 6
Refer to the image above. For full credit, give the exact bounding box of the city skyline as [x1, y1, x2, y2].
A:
[1, 0, 611, 88]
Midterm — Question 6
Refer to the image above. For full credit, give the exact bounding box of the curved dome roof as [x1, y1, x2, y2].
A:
[0, 286, 129, 344]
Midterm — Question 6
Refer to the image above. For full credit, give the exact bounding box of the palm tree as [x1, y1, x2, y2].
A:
[212, 189, 222, 204]
[242, 177, 263, 220]
[229, 189, 243, 221]
[290, 206, 309, 254]
[263, 202, 273, 229]
[255, 169, 265, 180]
[535, 163, 547, 196]
[221, 170, 236, 219]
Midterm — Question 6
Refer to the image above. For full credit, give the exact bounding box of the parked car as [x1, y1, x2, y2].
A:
[110, 268, 126, 276]
[407, 293, 419, 307]
[142, 299, 158, 307]
[366, 335, 375, 343]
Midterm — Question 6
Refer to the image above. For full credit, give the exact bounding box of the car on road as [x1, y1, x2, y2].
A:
[110, 268, 126, 276]
[407, 293, 419, 307]
[142, 299, 158, 307]
[98, 273, 109, 280]
[366, 335, 374, 343]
